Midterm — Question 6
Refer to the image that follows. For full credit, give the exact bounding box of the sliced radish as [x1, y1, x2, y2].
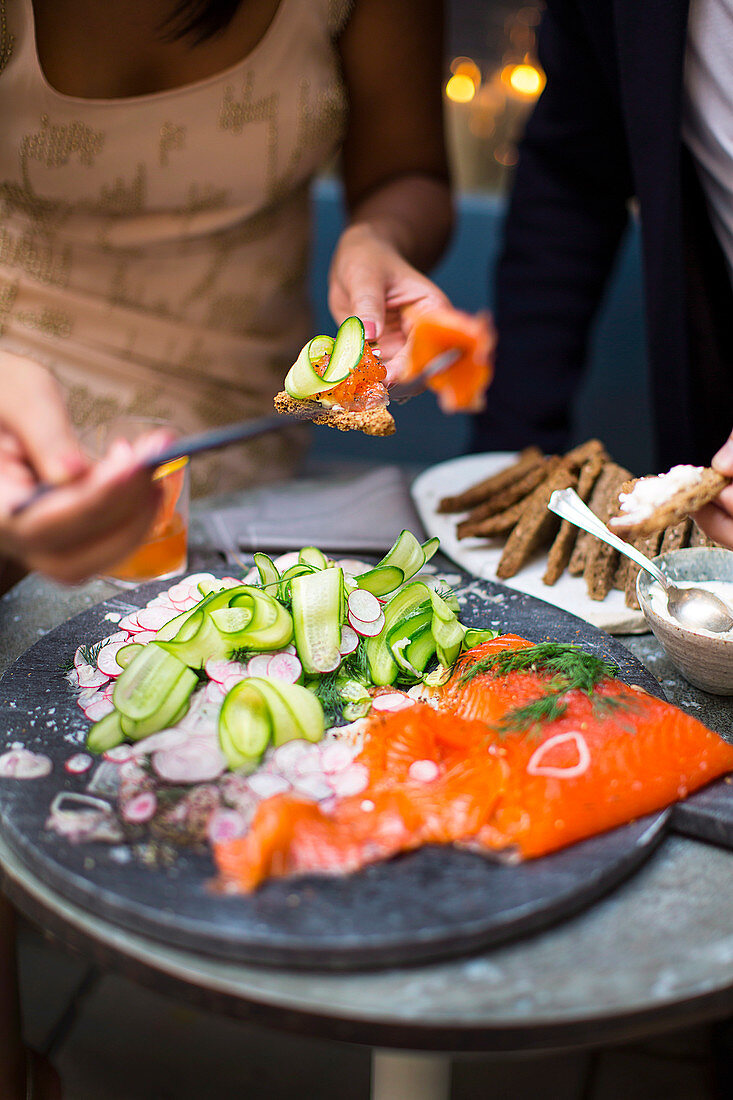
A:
[317, 652, 343, 673]
[408, 759, 440, 783]
[119, 760, 147, 783]
[84, 698, 115, 722]
[96, 642, 128, 677]
[0, 749, 52, 779]
[118, 614, 143, 633]
[271, 739, 314, 772]
[136, 605, 181, 632]
[203, 680, 226, 705]
[152, 739, 226, 784]
[339, 626, 360, 655]
[65, 754, 93, 775]
[132, 630, 158, 645]
[347, 611, 385, 638]
[182, 572, 217, 587]
[222, 670, 248, 693]
[122, 791, 158, 824]
[103, 744, 135, 764]
[328, 763, 369, 797]
[292, 774, 333, 801]
[272, 552, 301, 572]
[130, 728, 192, 756]
[145, 593, 176, 608]
[247, 773, 292, 799]
[293, 746, 326, 776]
[245, 654, 272, 679]
[207, 808, 247, 844]
[76, 663, 109, 689]
[167, 581, 193, 603]
[320, 741, 355, 774]
[371, 691, 415, 712]
[77, 687, 101, 707]
[266, 653, 302, 683]
[335, 559, 371, 576]
[205, 658, 245, 684]
[347, 589, 382, 622]
[105, 630, 131, 645]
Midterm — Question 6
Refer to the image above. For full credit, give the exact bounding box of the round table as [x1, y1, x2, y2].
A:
[2, 491, 733, 1099]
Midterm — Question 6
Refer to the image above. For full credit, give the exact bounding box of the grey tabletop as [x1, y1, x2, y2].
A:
[2, 492, 733, 1053]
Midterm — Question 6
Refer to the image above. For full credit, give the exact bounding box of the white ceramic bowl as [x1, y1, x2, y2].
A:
[637, 546, 733, 695]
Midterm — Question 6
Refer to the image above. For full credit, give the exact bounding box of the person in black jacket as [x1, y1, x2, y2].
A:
[472, 0, 733, 476]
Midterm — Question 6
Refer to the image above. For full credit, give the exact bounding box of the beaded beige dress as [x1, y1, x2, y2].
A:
[0, 0, 351, 495]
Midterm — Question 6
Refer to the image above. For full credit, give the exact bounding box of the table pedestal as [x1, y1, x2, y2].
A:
[371, 1050, 451, 1100]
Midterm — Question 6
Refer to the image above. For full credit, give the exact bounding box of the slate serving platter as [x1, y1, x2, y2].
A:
[0, 567, 714, 971]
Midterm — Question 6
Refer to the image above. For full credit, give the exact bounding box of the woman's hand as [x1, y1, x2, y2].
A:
[328, 222, 451, 383]
[0, 352, 167, 585]
[693, 431, 733, 548]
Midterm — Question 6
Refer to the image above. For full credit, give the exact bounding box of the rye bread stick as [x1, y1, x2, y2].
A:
[660, 517, 693, 554]
[496, 465, 577, 580]
[457, 458, 558, 534]
[543, 454, 604, 586]
[624, 530, 663, 609]
[584, 465, 636, 601]
[568, 463, 631, 577]
[562, 438, 608, 471]
[438, 446, 543, 513]
[458, 496, 531, 540]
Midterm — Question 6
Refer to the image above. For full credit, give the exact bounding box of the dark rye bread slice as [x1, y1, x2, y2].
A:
[660, 516, 693, 553]
[608, 466, 730, 538]
[617, 519, 692, 607]
[458, 495, 531, 540]
[623, 529, 663, 609]
[567, 462, 632, 577]
[613, 522, 670, 592]
[496, 464, 577, 580]
[543, 453, 605, 586]
[562, 437, 608, 470]
[274, 392, 395, 436]
[457, 457, 559, 536]
[689, 521, 721, 548]
[438, 446, 543, 513]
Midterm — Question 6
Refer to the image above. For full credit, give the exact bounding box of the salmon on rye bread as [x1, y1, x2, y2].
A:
[275, 316, 394, 436]
[609, 464, 731, 538]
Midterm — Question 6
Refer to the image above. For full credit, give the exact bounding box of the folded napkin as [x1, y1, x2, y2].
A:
[199, 466, 426, 558]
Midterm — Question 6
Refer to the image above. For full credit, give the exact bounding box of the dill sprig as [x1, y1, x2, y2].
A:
[494, 694, 569, 735]
[310, 670, 345, 724]
[459, 642, 619, 693]
[459, 642, 627, 736]
[78, 641, 104, 667]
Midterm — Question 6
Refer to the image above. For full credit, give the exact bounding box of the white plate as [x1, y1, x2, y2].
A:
[412, 453, 648, 635]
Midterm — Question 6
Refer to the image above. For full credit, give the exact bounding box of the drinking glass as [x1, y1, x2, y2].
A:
[82, 416, 189, 585]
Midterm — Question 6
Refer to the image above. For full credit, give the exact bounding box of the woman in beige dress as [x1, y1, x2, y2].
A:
[0, 0, 452, 1094]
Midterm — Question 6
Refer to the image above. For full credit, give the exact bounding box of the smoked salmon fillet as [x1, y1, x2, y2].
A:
[215, 706, 507, 891]
[404, 308, 495, 413]
[214, 637, 733, 891]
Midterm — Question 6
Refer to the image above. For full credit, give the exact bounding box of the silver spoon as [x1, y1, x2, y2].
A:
[548, 487, 733, 633]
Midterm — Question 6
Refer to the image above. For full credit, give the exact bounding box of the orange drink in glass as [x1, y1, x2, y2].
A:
[82, 417, 190, 585]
